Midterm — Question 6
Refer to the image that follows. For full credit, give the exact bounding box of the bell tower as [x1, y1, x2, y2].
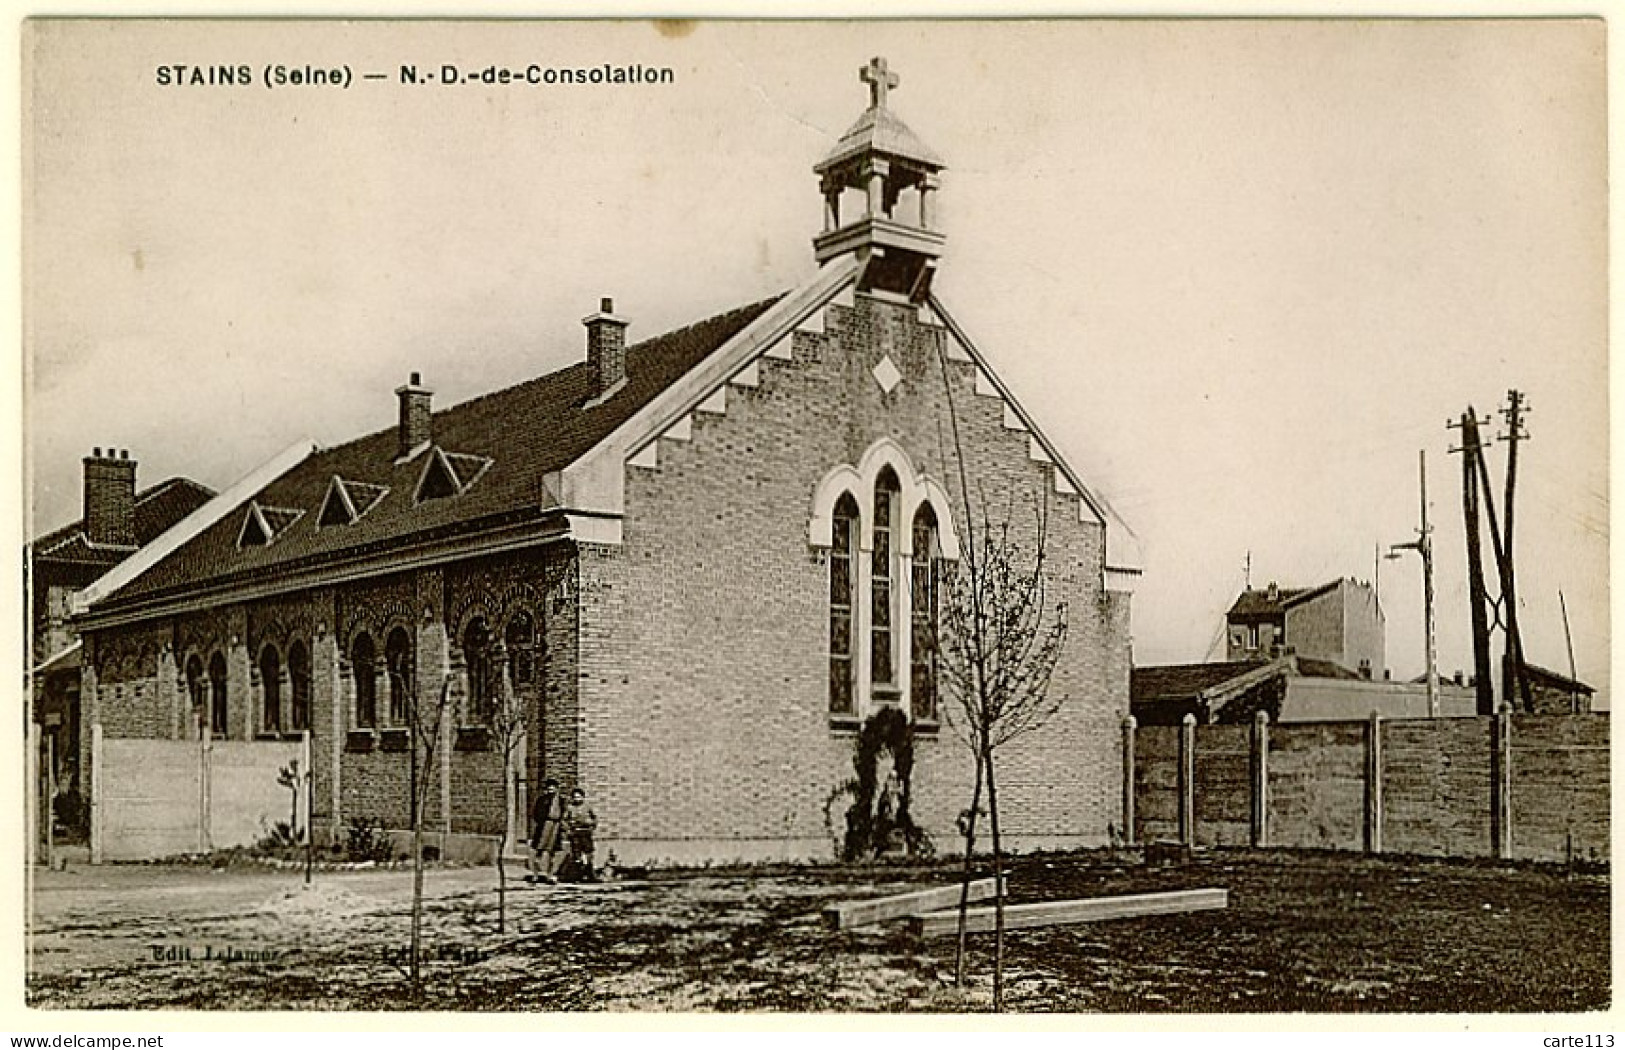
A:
[813, 57, 946, 302]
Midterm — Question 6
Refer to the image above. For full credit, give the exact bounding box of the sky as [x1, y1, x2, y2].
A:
[23, 19, 1609, 703]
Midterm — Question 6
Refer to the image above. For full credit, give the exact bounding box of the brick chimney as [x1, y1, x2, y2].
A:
[395, 372, 432, 458]
[83, 447, 137, 547]
[583, 297, 629, 400]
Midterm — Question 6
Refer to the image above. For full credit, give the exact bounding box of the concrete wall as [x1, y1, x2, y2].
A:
[92, 728, 305, 861]
[1284, 677, 1478, 721]
[1132, 713, 1608, 864]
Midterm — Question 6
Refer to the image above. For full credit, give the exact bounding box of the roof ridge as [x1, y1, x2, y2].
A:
[301, 294, 788, 475]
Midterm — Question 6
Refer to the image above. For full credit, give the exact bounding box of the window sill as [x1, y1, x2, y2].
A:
[345, 729, 376, 753]
[911, 719, 941, 736]
[828, 713, 861, 734]
[378, 728, 411, 753]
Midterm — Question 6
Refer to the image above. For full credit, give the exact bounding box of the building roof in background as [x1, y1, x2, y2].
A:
[30, 477, 217, 569]
[1522, 662, 1595, 695]
[1227, 579, 1341, 619]
[103, 295, 783, 606]
[1131, 660, 1271, 705]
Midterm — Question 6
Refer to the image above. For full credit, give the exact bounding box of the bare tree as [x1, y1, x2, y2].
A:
[407, 674, 454, 996]
[938, 509, 1068, 1010]
[487, 660, 530, 934]
[933, 345, 1069, 1012]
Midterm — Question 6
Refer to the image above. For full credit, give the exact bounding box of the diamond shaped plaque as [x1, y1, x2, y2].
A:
[872, 354, 902, 395]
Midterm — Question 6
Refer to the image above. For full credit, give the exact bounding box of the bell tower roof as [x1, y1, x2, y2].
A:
[812, 57, 946, 303]
[816, 57, 945, 175]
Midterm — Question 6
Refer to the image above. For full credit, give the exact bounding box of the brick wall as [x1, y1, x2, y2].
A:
[579, 292, 1130, 862]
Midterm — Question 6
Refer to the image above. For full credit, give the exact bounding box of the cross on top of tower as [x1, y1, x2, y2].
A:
[860, 56, 899, 109]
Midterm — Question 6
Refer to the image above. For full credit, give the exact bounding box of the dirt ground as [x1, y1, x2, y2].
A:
[25, 849, 1609, 1013]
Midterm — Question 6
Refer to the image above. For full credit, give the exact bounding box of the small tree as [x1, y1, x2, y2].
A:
[938, 508, 1067, 1010]
[487, 660, 530, 934]
[407, 674, 454, 996]
[932, 329, 1068, 1011]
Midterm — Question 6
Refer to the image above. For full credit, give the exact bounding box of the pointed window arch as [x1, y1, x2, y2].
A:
[910, 504, 941, 722]
[288, 640, 311, 732]
[260, 645, 283, 734]
[829, 493, 859, 716]
[351, 633, 378, 729]
[185, 654, 206, 732]
[385, 627, 414, 725]
[871, 468, 900, 693]
[462, 618, 495, 725]
[208, 651, 228, 737]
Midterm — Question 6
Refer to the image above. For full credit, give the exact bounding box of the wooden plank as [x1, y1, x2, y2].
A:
[823, 875, 1006, 930]
[910, 887, 1227, 937]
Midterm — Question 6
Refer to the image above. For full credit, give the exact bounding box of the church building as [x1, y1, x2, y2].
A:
[72, 58, 1141, 864]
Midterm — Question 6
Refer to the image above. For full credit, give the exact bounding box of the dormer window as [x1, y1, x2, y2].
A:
[413, 446, 492, 504]
[317, 476, 388, 528]
[236, 501, 304, 548]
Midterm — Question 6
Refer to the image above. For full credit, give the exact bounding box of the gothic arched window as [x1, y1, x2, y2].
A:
[871, 468, 901, 696]
[505, 612, 536, 691]
[463, 618, 494, 725]
[385, 627, 414, 726]
[829, 493, 859, 716]
[351, 633, 377, 729]
[910, 504, 941, 722]
[288, 641, 311, 732]
[185, 654, 206, 732]
[208, 652, 228, 737]
[260, 646, 283, 734]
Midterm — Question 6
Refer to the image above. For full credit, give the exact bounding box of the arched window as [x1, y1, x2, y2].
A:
[208, 652, 228, 737]
[260, 646, 283, 734]
[185, 654, 206, 731]
[505, 612, 536, 691]
[385, 627, 414, 726]
[288, 641, 311, 732]
[911, 504, 941, 722]
[463, 618, 493, 725]
[829, 493, 859, 716]
[351, 633, 377, 729]
[871, 468, 900, 696]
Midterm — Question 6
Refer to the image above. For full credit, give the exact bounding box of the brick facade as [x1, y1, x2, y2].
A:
[576, 292, 1130, 863]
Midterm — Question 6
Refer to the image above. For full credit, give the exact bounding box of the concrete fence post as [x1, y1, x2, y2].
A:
[1121, 715, 1137, 846]
[1491, 705, 1513, 860]
[89, 723, 103, 865]
[300, 730, 313, 842]
[200, 722, 213, 853]
[1364, 710, 1384, 854]
[27, 722, 40, 869]
[1250, 710, 1269, 848]
[1178, 713, 1197, 848]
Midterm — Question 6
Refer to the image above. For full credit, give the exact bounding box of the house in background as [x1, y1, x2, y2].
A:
[1225, 578, 1384, 679]
[28, 449, 214, 805]
[1136, 573, 1476, 724]
[1514, 661, 1594, 714]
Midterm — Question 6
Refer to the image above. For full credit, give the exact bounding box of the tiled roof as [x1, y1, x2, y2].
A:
[1522, 662, 1594, 694]
[1226, 580, 1338, 619]
[817, 105, 945, 173]
[1130, 660, 1271, 705]
[108, 295, 783, 605]
[30, 477, 216, 568]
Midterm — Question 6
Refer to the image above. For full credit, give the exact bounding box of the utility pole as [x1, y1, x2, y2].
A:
[1449, 409, 1495, 715]
[1560, 589, 1578, 714]
[1498, 390, 1532, 712]
[1388, 450, 1438, 716]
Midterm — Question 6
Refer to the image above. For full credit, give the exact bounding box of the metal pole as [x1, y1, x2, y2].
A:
[1560, 590, 1579, 713]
